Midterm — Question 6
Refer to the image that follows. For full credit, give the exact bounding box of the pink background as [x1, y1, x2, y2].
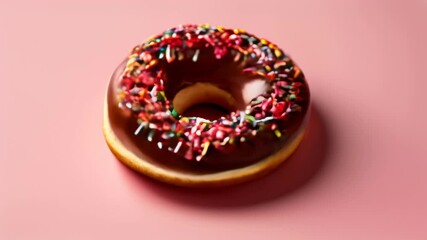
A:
[1, 0, 427, 239]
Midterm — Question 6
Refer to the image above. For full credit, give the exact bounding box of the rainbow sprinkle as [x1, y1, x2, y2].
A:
[116, 24, 307, 161]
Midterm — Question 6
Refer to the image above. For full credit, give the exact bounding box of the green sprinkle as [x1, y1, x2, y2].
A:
[245, 115, 257, 127]
[274, 129, 282, 138]
[289, 94, 296, 100]
[164, 30, 174, 35]
[245, 115, 255, 122]
[157, 91, 166, 102]
[171, 108, 180, 119]
[162, 132, 175, 139]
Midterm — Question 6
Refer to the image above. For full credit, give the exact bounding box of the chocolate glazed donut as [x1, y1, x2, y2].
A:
[103, 24, 310, 187]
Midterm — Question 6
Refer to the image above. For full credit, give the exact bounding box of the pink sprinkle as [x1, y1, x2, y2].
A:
[215, 131, 225, 140]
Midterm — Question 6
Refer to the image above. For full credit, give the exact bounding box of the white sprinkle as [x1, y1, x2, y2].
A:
[150, 85, 157, 98]
[192, 49, 200, 62]
[130, 86, 140, 95]
[166, 45, 175, 63]
[222, 120, 232, 125]
[174, 141, 183, 153]
[192, 117, 211, 124]
[166, 45, 172, 62]
[191, 125, 198, 134]
[134, 122, 146, 135]
[147, 131, 154, 142]
[157, 142, 163, 149]
[240, 112, 246, 124]
[256, 116, 275, 123]
[198, 117, 212, 123]
[221, 136, 230, 145]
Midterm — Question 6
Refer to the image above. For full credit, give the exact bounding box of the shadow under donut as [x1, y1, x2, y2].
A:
[116, 103, 330, 208]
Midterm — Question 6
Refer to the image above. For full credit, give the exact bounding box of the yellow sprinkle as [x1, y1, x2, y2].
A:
[265, 65, 271, 72]
[138, 89, 146, 97]
[238, 28, 246, 33]
[274, 129, 282, 138]
[233, 29, 240, 34]
[217, 26, 224, 32]
[178, 51, 184, 61]
[126, 59, 135, 66]
[260, 39, 268, 45]
[202, 142, 210, 156]
[274, 49, 283, 58]
[127, 61, 140, 69]
[256, 70, 266, 76]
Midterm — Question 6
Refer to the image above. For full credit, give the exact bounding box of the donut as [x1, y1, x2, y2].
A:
[103, 24, 310, 187]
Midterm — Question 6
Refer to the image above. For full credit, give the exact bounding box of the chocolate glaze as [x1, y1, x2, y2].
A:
[107, 50, 310, 172]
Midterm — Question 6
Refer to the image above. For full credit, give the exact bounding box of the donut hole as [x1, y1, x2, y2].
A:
[163, 48, 269, 119]
[172, 82, 236, 120]
[182, 104, 230, 121]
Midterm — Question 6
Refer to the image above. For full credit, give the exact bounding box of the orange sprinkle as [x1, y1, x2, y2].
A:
[293, 66, 301, 78]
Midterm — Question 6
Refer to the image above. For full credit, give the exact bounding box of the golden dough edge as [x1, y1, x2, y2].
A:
[103, 95, 307, 188]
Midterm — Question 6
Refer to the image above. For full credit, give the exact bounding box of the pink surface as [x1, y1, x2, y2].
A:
[1, 0, 427, 239]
